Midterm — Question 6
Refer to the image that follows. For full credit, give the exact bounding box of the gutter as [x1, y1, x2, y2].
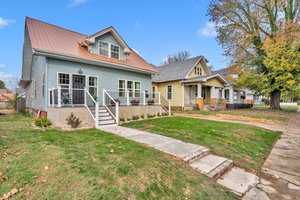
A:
[33, 48, 158, 75]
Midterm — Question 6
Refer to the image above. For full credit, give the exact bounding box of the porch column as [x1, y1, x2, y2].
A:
[229, 87, 234, 104]
[221, 88, 226, 109]
[181, 84, 185, 110]
[210, 86, 216, 105]
[237, 90, 241, 103]
[196, 83, 203, 110]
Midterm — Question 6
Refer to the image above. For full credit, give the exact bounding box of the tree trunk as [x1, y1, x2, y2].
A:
[270, 90, 281, 110]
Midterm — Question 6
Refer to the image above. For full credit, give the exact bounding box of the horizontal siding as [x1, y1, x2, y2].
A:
[47, 58, 152, 105]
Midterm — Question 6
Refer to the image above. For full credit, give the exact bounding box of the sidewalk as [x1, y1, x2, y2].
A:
[100, 125, 259, 197]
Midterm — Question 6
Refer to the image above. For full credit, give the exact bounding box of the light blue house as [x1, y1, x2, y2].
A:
[20, 17, 170, 128]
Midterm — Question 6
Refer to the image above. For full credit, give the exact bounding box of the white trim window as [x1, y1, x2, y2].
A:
[41, 73, 45, 98]
[134, 82, 141, 98]
[58, 73, 70, 89]
[127, 80, 134, 97]
[111, 44, 120, 59]
[88, 76, 98, 98]
[167, 85, 172, 100]
[119, 80, 126, 97]
[99, 41, 109, 57]
[195, 66, 202, 76]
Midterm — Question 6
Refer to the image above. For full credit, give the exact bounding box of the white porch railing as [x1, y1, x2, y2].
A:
[103, 89, 119, 124]
[84, 88, 99, 128]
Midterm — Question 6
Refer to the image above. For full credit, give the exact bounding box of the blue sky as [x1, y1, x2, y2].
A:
[0, 0, 228, 89]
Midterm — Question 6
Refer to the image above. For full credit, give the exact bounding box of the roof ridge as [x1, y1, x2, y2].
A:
[26, 16, 87, 37]
[159, 55, 203, 68]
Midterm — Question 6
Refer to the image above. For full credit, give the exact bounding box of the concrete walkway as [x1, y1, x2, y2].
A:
[100, 125, 259, 197]
[243, 108, 300, 200]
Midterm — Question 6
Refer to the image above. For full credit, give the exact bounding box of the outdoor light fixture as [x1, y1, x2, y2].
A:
[78, 69, 83, 74]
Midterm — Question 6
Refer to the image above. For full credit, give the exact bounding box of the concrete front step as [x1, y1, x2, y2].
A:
[217, 167, 259, 197]
[189, 154, 233, 179]
[183, 148, 210, 163]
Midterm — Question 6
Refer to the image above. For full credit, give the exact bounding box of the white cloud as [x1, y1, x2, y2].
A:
[0, 71, 15, 80]
[0, 64, 5, 68]
[197, 21, 217, 37]
[0, 17, 15, 29]
[68, 0, 89, 7]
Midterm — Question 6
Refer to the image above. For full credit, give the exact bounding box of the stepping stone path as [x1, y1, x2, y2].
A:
[100, 125, 259, 197]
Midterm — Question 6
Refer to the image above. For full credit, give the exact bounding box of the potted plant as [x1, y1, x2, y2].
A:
[131, 99, 139, 106]
[147, 99, 155, 105]
[111, 98, 120, 105]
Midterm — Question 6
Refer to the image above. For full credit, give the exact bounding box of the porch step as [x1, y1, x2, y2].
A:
[98, 112, 110, 117]
[189, 154, 233, 180]
[99, 116, 113, 120]
[99, 119, 116, 125]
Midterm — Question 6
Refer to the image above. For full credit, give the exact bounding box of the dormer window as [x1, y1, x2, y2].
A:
[195, 66, 202, 76]
[99, 41, 109, 56]
[111, 44, 120, 59]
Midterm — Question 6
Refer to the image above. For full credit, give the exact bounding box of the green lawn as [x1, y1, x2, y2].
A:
[178, 105, 298, 123]
[123, 117, 281, 173]
[0, 113, 235, 200]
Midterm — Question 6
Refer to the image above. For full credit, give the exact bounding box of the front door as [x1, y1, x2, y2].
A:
[189, 86, 196, 104]
[72, 75, 85, 104]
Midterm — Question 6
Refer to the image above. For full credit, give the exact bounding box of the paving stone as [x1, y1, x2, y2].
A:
[217, 167, 259, 196]
[190, 155, 227, 174]
[260, 178, 272, 185]
[288, 183, 300, 190]
[257, 184, 277, 193]
[242, 187, 270, 200]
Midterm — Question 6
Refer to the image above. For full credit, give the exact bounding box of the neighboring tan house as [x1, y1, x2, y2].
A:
[212, 68, 263, 106]
[152, 56, 228, 110]
[20, 17, 170, 128]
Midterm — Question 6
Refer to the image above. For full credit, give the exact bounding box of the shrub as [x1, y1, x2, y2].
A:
[35, 118, 51, 127]
[132, 115, 140, 120]
[157, 112, 161, 117]
[119, 117, 125, 122]
[141, 114, 145, 119]
[193, 104, 200, 111]
[162, 112, 169, 116]
[147, 114, 153, 118]
[126, 118, 131, 121]
[66, 112, 82, 128]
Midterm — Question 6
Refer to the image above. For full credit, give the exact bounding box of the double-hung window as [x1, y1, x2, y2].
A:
[111, 44, 120, 59]
[134, 82, 141, 98]
[99, 41, 109, 57]
[195, 67, 202, 76]
[41, 73, 45, 98]
[88, 76, 98, 98]
[167, 85, 172, 100]
[119, 80, 141, 98]
[58, 73, 70, 89]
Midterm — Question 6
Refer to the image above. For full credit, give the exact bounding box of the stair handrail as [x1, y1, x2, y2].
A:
[103, 89, 119, 124]
[84, 88, 97, 127]
[159, 94, 171, 116]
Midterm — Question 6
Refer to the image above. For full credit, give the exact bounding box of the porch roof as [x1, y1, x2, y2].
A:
[180, 74, 228, 84]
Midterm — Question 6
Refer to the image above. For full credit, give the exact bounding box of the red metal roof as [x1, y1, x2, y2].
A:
[26, 17, 158, 73]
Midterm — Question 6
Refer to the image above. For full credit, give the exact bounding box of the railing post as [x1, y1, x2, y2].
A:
[126, 90, 130, 106]
[102, 89, 105, 106]
[116, 102, 119, 124]
[57, 85, 61, 107]
[95, 102, 99, 128]
[51, 87, 55, 107]
[48, 89, 51, 107]
[158, 92, 161, 105]
[84, 87, 87, 106]
[169, 101, 171, 116]
[143, 91, 146, 106]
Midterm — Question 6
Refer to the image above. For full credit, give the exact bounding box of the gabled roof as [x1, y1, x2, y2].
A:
[212, 67, 236, 83]
[181, 74, 227, 84]
[83, 26, 131, 53]
[25, 17, 157, 74]
[152, 56, 205, 82]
